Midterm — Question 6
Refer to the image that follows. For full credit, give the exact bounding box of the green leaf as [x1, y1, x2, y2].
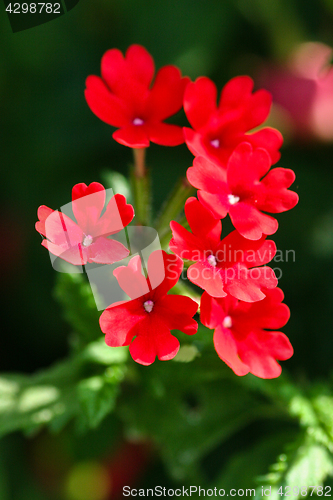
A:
[255, 385, 333, 499]
[118, 352, 286, 482]
[0, 338, 128, 437]
[77, 375, 119, 430]
[81, 338, 128, 365]
[54, 272, 101, 344]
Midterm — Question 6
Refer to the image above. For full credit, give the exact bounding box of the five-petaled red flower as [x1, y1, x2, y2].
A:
[201, 287, 293, 378]
[99, 250, 198, 365]
[170, 197, 277, 302]
[85, 44, 189, 148]
[35, 182, 134, 266]
[187, 142, 299, 240]
[183, 75, 283, 169]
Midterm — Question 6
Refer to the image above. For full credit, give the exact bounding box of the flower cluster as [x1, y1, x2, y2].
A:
[36, 44, 298, 375]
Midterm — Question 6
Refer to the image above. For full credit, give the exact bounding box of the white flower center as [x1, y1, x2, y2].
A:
[228, 194, 240, 205]
[143, 300, 154, 313]
[223, 315, 232, 329]
[210, 139, 220, 148]
[133, 118, 144, 126]
[82, 234, 93, 247]
[207, 255, 217, 267]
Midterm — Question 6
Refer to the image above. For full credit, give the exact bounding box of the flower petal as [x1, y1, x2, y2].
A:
[35, 205, 55, 237]
[245, 127, 283, 165]
[88, 237, 130, 264]
[156, 295, 198, 335]
[113, 255, 150, 300]
[200, 292, 237, 329]
[85, 75, 131, 127]
[219, 76, 272, 132]
[213, 326, 250, 376]
[41, 239, 87, 266]
[184, 197, 222, 242]
[236, 288, 290, 330]
[257, 168, 299, 213]
[147, 66, 189, 120]
[97, 194, 134, 236]
[187, 156, 228, 193]
[101, 45, 154, 100]
[227, 143, 271, 192]
[229, 203, 278, 240]
[149, 251, 183, 299]
[72, 182, 106, 234]
[170, 221, 207, 261]
[184, 77, 218, 129]
[147, 122, 185, 146]
[112, 125, 150, 148]
[40, 209, 83, 247]
[224, 265, 277, 302]
[187, 261, 227, 297]
[100, 299, 145, 347]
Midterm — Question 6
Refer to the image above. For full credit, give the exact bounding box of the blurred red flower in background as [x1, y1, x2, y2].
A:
[260, 42, 333, 141]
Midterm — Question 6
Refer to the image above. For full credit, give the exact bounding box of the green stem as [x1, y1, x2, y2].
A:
[133, 148, 146, 178]
[130, 148, 151, 226]
[154, 177, 195, 237]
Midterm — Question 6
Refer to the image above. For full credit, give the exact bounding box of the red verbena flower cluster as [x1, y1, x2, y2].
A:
[36, 44, 298, 375]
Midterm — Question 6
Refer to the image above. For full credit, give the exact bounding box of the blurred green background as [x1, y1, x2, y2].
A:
[1, 0, 333, 498]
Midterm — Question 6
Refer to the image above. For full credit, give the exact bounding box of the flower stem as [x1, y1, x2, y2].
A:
[133, 148, 146, 178]
[131, 148, 151, 226]
[154, 177, 195, 238]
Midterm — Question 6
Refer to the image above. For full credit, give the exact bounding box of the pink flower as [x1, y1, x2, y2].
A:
[183, 75, 283, 169]
[187, 142, 299, 240]
[99, 251, 198, 365]
[35, 182, 134, 266]
[170, 197, 277, 302]
[260, 42, 333, 141]
[85, 44, 189, 148]
[200, 287, 293, 378]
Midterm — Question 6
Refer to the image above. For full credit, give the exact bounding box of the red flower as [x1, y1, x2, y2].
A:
[99, 250, 198, 365]
[183, 75, 283, 168]
[170, 197, 277, 302]
[36, 182, 134, 266]
[187, 142, 299, 240]
[85, 44, 189, 148]
[200, 288, 293, 378]
[259, 42, 333, 141]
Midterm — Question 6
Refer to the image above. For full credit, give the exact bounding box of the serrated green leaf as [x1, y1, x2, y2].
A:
[286, 444, 333, 488]
[77, 376, 119, 430]
[77, 361, 126, 430]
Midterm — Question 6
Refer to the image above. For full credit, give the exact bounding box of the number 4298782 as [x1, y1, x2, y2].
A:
[6, 3, 61, 14]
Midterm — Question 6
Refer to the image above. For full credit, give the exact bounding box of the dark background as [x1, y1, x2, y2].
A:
[1, 0, 333, 498]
